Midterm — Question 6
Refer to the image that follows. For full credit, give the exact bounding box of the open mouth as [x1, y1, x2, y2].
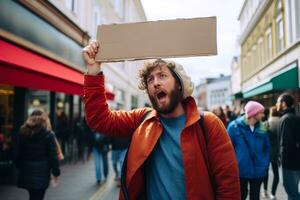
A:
[156, 91, 167, 103]
[157, 91, 166, 99]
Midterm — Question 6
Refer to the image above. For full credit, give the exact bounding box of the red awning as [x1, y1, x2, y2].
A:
[0, 40, 114, 100]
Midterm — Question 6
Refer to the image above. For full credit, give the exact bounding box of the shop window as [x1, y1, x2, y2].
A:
[257, 37, 264, 66]
[275, 1, 285, 53]
[0, 84, 14, 184]
[131, 95, 138, 109]
[56, 93, 69, 116]
[276, 15, 284, 52]
[288, 0, 300, 41]
[0, 85, 14, 136]
[65, 0, 78, 14]
[246, 51, 251, 76]
[265, 27, 272, 61]
[251, 45, 257, 70]
[115, 88, 125, 109]
[28, 90, 50, 116]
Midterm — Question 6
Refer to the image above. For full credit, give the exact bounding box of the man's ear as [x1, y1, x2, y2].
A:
[176, 83, 182, 90]
[282, 101, 287, 109]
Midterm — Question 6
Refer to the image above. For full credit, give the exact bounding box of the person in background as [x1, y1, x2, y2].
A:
[89, 131, 110, 185]
[212, 105, 227, 127]
[227, 101, 270, 200]
[225, 105, 237, 124]
[73, 116, 86, 163]
[82, 41, 240, 200]
[262, 106, 281, 199]
[276, 93, 300, 200]
[14, 109, 60, 200]
[55, 111, 69, 155]
[110, 136, 130, 182]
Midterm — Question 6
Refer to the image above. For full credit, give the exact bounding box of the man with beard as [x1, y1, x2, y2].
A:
[83, 41, 240, 200]
[276, 93, 300, 200]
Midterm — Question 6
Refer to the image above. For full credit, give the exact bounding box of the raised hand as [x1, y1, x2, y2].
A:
[82, 40, 101, 75]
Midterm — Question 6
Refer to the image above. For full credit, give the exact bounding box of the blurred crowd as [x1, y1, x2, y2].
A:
[0, 92, 299, 200]
[211, 93, 300, 200]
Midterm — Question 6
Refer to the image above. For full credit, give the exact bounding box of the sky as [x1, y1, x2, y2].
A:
[141, 0, 244, 85]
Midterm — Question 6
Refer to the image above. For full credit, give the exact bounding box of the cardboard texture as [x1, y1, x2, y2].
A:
[96, 17, 217, 62]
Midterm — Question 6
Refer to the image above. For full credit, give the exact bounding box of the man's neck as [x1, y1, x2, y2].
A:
[246, 117, 257, 126]
[160, 103, 185, 118]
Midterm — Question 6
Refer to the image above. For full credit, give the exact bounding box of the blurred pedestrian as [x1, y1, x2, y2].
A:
[14, 109, 60, 200]
[89, 131, 110, 185]
[262, 106, 281, 199]
[73, 116, 86, 162]
[55, 111, 69, 156]
[227, 101, 270, 200]
[82, 41, 240, 200]
[212, 105, 227, 127]
[225, 105, 237, 124]
[276, 93, 300, 200]
[110, 137, 130, 181]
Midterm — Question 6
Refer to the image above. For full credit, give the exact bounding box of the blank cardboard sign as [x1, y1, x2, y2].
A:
[96, 17, 217, 62]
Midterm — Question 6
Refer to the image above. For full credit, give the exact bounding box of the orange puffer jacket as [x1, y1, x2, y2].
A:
[84, 75, 240, 200]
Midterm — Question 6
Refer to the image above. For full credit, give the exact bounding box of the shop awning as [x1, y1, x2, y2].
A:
[0, 40, 115, 100]
[243, 63, 299, 98]
[231, 92, 243, 100]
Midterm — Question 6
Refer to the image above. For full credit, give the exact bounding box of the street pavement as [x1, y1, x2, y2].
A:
[0, 158, 111, 200]
[0, 159, 290, 200]
[94, 165, 290, 200]
[259, 167, 287, 200]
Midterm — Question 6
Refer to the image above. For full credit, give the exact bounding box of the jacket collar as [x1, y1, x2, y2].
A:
[282, 107, 295, 116]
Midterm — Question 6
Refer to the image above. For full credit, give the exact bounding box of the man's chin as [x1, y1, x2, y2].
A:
[156, 104, 176, 114]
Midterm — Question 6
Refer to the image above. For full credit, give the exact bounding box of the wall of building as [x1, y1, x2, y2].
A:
[206, 77, 232, 110]
[238, 0, 300, 110]
[50, 0, 149, 110]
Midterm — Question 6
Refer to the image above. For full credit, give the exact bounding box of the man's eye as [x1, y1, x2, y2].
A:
[147, 78, 153, 84]
[160, 74, 167, 78]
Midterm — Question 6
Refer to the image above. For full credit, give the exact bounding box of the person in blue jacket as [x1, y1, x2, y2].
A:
[227, 101, 270, 200]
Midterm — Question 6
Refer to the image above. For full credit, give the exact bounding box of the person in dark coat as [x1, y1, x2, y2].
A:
[14, 109, 60, 200]
[110, 136, 130, 181]
[262, 106, 281, 199]
[212, 105, 228, 127]
[276, 93, 300, 200]
[55, 111, 69, 155]
[88, 131, 110, 185]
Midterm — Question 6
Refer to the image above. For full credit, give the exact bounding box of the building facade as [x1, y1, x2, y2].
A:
[195, 75, 232, 110]
[0, 0, 146, 184]
[50, 0, 149, 110]
[230, 56, 244, 110]
[238, 0, 300, 110]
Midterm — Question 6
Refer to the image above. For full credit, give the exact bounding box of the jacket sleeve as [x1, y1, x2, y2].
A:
[83, 74, 149, 138]
[206, 113, 241, 200]
[279, 117, 293, 150]
[48, 133, 60, 177]
[226, 121, 236, 148]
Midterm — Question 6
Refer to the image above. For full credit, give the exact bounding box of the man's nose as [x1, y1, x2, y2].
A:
[153, 77, 161, 88]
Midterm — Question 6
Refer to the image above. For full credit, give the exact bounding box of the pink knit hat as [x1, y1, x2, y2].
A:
[244, 101, 265, 118]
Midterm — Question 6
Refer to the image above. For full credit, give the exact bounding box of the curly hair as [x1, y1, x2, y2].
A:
[138, 59, 177, 91]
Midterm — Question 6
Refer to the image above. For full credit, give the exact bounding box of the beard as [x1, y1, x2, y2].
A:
[148, 86, 182, 114]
